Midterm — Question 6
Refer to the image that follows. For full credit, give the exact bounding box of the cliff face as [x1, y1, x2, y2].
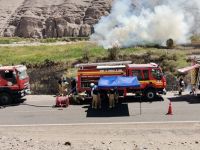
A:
[1, 0, 113, 38]
[0, 0, 25, 36]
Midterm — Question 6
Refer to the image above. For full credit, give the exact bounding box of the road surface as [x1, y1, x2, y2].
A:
[0, 92, 200, 125]
[0, 92, 200, 150]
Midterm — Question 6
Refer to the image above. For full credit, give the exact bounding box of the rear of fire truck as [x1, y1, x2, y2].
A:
[75, 61, 131, 95]
[0, 65, 30, 105]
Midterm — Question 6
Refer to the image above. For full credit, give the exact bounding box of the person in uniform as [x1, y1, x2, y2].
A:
[70, 77, 77, 94]
[114, 87, 119, 104]
[58, 76, 69, 96]
[108, 88, 115, 108]
[58, 77, 63, 96]
[178, 77, 185, 95]
[90, 83, 101, 109]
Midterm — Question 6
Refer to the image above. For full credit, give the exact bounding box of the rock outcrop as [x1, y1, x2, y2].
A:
[0, 0, 25, 36]
[1, 0, 113, 38]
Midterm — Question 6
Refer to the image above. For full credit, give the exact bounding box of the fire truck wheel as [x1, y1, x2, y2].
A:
[0, 93, 12, 105]
[145, 89, 156, 100]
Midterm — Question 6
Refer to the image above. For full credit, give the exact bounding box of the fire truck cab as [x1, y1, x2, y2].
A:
[75, 61, 166, 100]
[0, 65, 30, 105]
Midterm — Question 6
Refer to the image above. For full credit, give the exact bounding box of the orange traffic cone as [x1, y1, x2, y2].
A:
[166, 101, 173, 115]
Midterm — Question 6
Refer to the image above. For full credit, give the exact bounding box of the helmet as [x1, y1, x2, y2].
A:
[90, 83, 95, 88]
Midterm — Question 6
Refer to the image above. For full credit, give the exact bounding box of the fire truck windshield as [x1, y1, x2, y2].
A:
[151, 69, 162, 80]
[18, 70, 28, 80]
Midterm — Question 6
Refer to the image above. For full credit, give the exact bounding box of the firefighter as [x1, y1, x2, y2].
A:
[114, 87, 119, 104]
[58, 77, 63, 95]
[190, 67, 199, 95]
[190, 85, 196, 95]
[71, 77, 77, 94]
[90, 83, 101, 109]
[108, 88, 115, 108]
[97, 92, 101, 109]
[58, 76, 69, 96]
[178, 77, 185, 95]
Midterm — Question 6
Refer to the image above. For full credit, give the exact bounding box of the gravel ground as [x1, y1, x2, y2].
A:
[0, 123, 200, 150]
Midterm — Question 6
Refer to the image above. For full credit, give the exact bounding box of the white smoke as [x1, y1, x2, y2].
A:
[90, 0, 200, 49]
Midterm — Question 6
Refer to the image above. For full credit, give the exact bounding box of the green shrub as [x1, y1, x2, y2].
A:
[82, 48, 90, 62]
[108, 46, 119, 60]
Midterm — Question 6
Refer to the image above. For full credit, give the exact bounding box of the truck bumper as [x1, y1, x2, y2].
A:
[13, 89, 31, 99]
[157, 88, 167, 95]
[20, 89, 31, 97]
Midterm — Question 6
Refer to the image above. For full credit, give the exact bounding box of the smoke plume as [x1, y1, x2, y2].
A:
[90, 0, 200, 49]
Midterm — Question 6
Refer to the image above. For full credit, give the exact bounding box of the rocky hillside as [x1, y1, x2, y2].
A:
[0, 0, 113, 38]
[0, 0, 24, 36]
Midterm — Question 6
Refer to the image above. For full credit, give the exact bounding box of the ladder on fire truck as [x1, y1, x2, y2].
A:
[75, 61, 132, 69]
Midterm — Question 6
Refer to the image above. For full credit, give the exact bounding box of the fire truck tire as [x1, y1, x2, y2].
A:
[145, 89, 156, 100]
[0, 93, 12, 105]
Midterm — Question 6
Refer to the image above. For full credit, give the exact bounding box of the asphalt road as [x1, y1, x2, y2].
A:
[0, 92, 200, 125]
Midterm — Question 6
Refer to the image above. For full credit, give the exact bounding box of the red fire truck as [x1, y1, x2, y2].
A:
[0, 65, 30, 105]
[75, 61, 166, 100]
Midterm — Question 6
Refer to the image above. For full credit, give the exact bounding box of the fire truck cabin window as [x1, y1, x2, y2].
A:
[151, 69, 162, 80]
[18, 70, 28, 80]
[143, 70, 149, 80]
[4, 70, 13, 79]
[3, 70, 17, 84]
[132, 70, 142, 81]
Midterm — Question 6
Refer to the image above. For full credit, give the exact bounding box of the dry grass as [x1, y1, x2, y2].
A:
[0, 42, 106, 65]
[0, 41, 189, 73]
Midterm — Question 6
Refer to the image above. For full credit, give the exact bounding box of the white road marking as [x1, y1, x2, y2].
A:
[0, 121, 200, 127]
[4, 106, 199, 114]
[13, 110, 59, 113]
[11, 107, 162, 113]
